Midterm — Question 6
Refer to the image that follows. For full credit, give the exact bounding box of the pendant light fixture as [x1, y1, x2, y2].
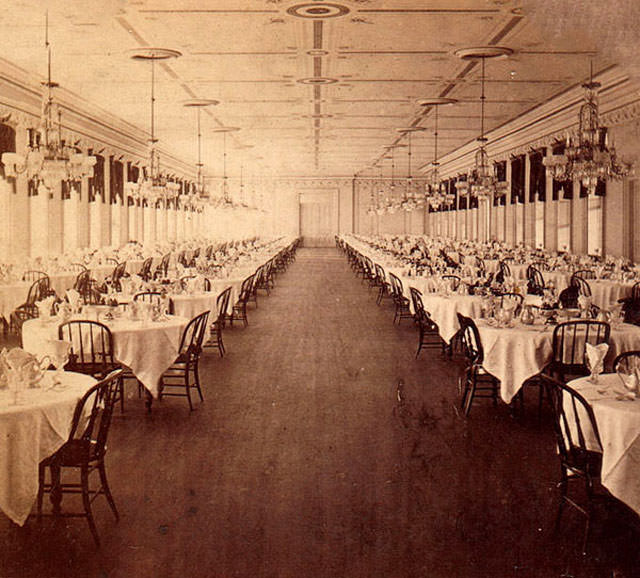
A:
[454, 46, 512, 199]
[126, 47, 182, 205]
[417, 97, 458, 209]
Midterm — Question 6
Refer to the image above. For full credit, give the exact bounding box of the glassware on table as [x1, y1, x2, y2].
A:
[47, 339, 71, 386]
[616, 364, 639, 398]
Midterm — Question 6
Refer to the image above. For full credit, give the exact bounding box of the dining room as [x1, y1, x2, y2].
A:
[2, 1, 640, 577]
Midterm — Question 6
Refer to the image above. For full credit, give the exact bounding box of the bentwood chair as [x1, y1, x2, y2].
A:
[232, 274, 255, 327]
[206, 286, 232, 357]
[526, 266, 545, 296]
[544, 320, 610, 383]
[573, 269, 596, 280]
[133, 291, 164, 306]
[154, 253, 171, 279]
[540, 374, 607, 554]
[498, 292, 524, 316]
[37, 369, 123, 547]
[442, 274, 461, 292]
[138, 257, 153, 281]
[159, 311, 210, 410]
[612, 350, 640, 373]
[10, 276, 53, 333]
[22, 270, 48, 283]
[374, 264, 392, 305]
[388, 273, 413, 324]
[457, 313, 500, 416]
[410, 287, 444, 358]
[570, 274, 592, 298]
[58, 320, 124, 412]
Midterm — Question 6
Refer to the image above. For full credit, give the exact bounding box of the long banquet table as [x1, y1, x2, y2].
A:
[0, 371, 96, 526]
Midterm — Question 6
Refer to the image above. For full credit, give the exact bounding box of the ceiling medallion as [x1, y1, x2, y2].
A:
[129, 47, 182, 61]
[297, 77, 339, 85]
[416, 97, 459, 107]
[286, 3, 350, 19]
[453, 46, 513, 60]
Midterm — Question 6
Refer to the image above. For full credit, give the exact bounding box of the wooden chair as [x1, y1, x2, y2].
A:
[388, 273, 412, 324]
[540, 374, 605, 554]
[573, 269, 596, 280]
[22, 270, 48, 283]
[133, 291, 164, 306]
[138, 257, 153, 281]
[154, 253, 171, 279]
[37, 369, 123, 546]
[570, 274, 592, 298]
[526, 265, 545, 295]
[206, 287, 232, 357]
[457, 313, 500, 416]
[159, 311, 210, 410]
[374, 264, 392, 305]
[441, 274, 461, 292]
[498, 292, 524, 316]
[10, 277, 53, 333]
[58, 320, 123, 412]
[231, 274, 254, 327]
[545, 320, 610, 382]
[612, 350, 640, 373]
[410, 287, 444, 358]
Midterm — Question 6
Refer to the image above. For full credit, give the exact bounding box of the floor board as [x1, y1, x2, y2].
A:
[1, 247, 638, 578]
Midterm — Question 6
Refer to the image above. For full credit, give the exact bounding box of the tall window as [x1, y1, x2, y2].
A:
[89, 153, 105, 202]
[110, 157, 124, 204]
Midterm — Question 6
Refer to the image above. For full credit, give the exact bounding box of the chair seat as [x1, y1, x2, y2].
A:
[564, 448, 602, 476]
[42, 439, 102, 467]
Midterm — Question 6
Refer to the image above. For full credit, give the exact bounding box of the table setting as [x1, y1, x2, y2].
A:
[21, 304, 189, 397]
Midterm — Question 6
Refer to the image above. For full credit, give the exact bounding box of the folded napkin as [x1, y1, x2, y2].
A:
[35, 296, 55, 320]
[578, 294, 592, 311]
[66, 289, 80, 311]
[586, 342, 608, 380]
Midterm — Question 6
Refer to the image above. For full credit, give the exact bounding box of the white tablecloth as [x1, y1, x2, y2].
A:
[22, 316, 189, 398]
[170, 293, 217, 320]
[477, 320, 640, 404]
[0, 281, 30, 320]
[568, 374, 640, 515]
[478, 320, 554, 404]
[208, 277, 244, 315]
[589, 280, 634, 310]
[0, 371, 96, 525]
[420, 294, 484, 343]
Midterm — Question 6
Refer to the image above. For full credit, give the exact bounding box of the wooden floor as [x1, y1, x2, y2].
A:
[2, 248, 639, 578]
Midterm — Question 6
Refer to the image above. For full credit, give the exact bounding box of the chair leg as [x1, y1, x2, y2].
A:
[37, 463, 46, 520]
[184, 372, 194, 411]
[81, 465, 100, 547]
[194, 364, 204, 402]
[463, 377, 476, 416]
[98, 461, 119, 521]
[119, 381, 125, 414]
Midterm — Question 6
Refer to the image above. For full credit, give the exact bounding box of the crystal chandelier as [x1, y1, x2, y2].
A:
[543, 65, 631, 195]
[417, 98, 458, 209]
[212, 126, 241, 208]
[2, 14, 96, 191]
[125, 48, 182, 205]
[454, 47, 512, 200]
[396, 127, 426, 212]
[183, 99, 219, 208]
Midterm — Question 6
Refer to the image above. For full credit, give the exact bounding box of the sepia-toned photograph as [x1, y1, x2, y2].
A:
[1, 1, 640, 576]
